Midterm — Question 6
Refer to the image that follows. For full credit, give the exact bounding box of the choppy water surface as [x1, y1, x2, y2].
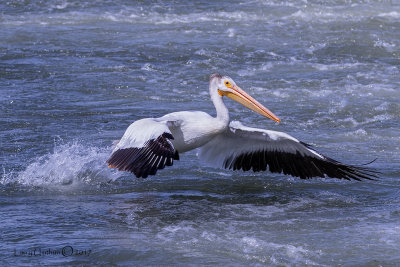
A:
[1, 0, 400, 265]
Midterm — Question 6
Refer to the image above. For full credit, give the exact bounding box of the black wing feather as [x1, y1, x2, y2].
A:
[107, 132, 179, 178]
[225, 143, 378, 180]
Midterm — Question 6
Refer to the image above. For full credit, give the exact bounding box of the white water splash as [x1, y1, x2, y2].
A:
[1, 141, 121, 189]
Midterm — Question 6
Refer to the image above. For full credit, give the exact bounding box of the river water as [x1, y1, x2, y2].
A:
[1, 0, 399, 265]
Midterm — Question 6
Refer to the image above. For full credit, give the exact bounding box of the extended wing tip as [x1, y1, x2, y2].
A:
[324, 158, 380, 181]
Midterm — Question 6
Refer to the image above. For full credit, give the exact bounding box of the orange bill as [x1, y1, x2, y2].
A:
[219, 85, 280, 123]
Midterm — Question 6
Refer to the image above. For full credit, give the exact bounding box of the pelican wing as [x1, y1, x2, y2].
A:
[198, 121, 377, 180]
[107, 118, 179, 178]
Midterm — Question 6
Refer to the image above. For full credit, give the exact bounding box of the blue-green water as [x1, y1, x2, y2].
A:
[1, 0, 399, 265]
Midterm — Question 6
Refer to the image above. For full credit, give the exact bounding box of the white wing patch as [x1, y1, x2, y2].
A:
[113, 118, 171, 152]
[229, 121, 298, 142]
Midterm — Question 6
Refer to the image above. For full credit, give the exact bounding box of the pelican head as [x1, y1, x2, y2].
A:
[211, 73, 280, 123]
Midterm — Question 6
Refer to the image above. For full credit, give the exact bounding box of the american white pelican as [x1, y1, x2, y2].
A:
[107, 73, 377, 180]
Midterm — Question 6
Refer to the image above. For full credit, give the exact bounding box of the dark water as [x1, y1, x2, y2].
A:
[1, 0, 400, 265]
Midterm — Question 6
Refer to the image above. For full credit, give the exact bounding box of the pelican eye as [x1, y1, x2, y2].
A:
[225, 81, 231, 86]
